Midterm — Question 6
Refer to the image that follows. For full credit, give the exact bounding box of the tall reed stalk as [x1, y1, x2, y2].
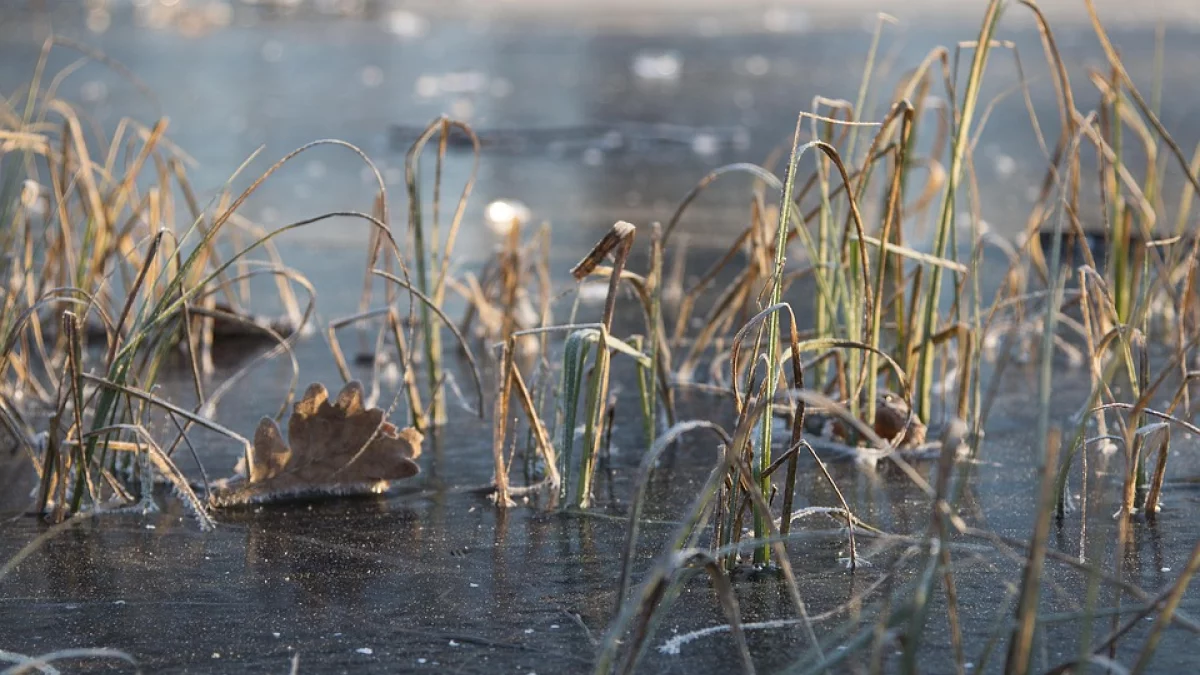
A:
[915, 0, 1004, 422]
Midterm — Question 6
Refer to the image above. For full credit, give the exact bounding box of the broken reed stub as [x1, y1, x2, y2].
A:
[209, 380, 423, 508]
[571, 220, 636, 281]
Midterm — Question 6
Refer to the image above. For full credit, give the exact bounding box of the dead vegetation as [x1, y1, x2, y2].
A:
[4, 1, 1200, 672]
[208, 380, 423, 508]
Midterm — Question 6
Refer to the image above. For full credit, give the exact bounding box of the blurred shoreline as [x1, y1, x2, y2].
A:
[12, 0, 1200, 34]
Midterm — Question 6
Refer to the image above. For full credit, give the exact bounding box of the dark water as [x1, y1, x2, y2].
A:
[4, 1, 1200, 673]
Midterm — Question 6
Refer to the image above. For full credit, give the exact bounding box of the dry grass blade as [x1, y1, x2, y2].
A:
[1129, 538, 1200, 674]
[662, 163, 782, 246]
[512, 361, 561, 493]
[80, 374, 249, 446]
[723, 303, 865, 565]
[191, 268, 313, 421]
[0, 513, 90, 583]
[0, 647, 137, 675]
[372, 269, 486, 420]
[1083, 0, 1200, 197]
[571, 221, 636, 328]
[492, 340, 516, 507]
[327, 307, 425, 428]
[615, 550, 755, 675]
[1004, 426, 1061, 675]
[599, 404, 774, 675]
[615, 420, 732, 611]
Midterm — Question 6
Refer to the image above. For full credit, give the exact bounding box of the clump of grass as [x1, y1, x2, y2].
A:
[564, 221, 635, 508]
[481, 218, 681, 510]
[398, 116, 480, 427]
[597, 0, 1200, 671]
[600, 398, 816, 675]
[490, 332, 560, 507]
[654, 46, 972, 569]
[1, 44, 427, 526]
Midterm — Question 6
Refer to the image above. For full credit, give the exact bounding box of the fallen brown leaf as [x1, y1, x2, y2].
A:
[209, 381, 422, 507]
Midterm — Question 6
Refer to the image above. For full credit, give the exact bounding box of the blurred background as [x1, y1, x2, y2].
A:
[3, 0, 1199, 286]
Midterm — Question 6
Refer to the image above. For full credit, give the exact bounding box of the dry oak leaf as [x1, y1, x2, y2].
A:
[209, 381, 422, 507]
